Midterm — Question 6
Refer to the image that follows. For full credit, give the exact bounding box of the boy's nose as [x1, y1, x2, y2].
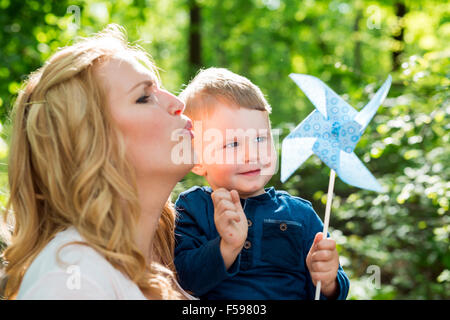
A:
[244, 139, 259, 164]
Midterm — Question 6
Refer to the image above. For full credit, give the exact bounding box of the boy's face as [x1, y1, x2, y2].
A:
[192, 101, 277, 198]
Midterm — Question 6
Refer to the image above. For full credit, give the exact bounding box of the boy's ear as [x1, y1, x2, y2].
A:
[191, 163, 207, 176]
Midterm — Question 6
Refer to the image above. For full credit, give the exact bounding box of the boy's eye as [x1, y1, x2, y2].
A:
[225, 141, 239, 149]
[256, 136, 267, 143]
[136, 95, 151, 104]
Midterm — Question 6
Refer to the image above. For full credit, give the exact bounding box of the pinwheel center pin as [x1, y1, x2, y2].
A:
[331, 121, 341, 137]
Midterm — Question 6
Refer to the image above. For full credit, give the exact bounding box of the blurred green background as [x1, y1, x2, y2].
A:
[0, 0, 448, 299]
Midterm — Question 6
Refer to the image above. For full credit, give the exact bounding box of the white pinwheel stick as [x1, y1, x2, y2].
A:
[314, 169, 336, 300]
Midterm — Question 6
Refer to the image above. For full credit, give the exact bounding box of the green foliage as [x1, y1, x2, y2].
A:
[333, 51, 450, 299]
[0, 0, 448, 299]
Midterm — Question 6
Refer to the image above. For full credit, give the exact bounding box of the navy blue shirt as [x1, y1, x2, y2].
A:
[174, 186, 350, 300]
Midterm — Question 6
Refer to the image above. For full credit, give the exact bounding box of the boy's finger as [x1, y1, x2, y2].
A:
[316, 238, 336, 251]
[212, 188, 231, 205]
[311, 249, 333, 262]
[230, 190, 243, 211]
[312, 232, 324, 249]
[212, 188, 230, 200]
[310, 270, 335, 284]
[311, 261, 329, 273]
[223, 210, 241, 223]
[216, 199, 236, 215]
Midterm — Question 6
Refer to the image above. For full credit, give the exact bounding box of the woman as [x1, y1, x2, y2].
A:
[1, 24, 195, 299]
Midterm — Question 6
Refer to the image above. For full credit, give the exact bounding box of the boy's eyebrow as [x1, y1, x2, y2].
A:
[224, 130, 270, 142]
[224, 136, 239, 143]
[127, 79, 156, 94]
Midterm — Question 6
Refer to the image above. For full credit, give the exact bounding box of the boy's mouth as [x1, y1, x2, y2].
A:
[239, 169, 261, 176]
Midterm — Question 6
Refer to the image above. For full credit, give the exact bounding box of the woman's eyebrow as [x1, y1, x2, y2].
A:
[127, 79, 155, 94]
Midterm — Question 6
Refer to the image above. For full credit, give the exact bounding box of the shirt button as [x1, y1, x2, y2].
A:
[280, 223, 288, 231]
[244, 240, 252, 249]
[247, 219, 252, 227]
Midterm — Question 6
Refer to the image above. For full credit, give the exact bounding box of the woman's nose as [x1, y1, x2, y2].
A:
[171, 100, 185, 116]
[162, 89, 185, 115]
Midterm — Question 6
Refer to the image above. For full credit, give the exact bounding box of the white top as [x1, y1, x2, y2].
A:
[17, 226, 193, 300]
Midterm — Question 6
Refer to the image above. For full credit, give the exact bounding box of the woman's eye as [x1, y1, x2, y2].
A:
[225, 141, 239, 149]
[136, 95, 151, 104]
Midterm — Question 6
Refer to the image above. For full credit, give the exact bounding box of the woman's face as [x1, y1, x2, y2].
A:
[96, 54, 195, 180]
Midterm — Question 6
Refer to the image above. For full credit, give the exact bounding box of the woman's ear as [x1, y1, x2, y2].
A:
[191, 164, 206, 176]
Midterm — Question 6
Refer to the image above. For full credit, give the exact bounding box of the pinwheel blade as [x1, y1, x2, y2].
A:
[337, 151, 383, 192]
[281, 137, 316, 183]
[289, 73, 358, 120]
[354, 75, 392, 133]
[289, 73, 329, 118]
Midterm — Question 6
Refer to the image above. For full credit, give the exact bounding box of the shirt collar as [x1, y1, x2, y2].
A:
[202, 186, 276, 202]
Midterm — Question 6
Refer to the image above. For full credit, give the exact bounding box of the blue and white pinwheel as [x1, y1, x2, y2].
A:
[281, 73, 391, 299]
[281, 73, 392, 192]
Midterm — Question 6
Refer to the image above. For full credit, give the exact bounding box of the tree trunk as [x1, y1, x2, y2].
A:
[353, 10, 363, 74]
[392, 2, 407, 71]
[188, 0, 202, 79]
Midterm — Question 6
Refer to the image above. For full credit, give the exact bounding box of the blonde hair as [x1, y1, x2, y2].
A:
[1, 24, 181, 299]
[179, 67, 272, 121]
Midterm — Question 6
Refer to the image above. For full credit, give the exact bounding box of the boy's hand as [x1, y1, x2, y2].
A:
[211, 188, 248, 269]
[306, 232, 339, 298]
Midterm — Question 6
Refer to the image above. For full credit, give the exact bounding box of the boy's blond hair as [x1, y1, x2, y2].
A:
[179, 67, 271, 121]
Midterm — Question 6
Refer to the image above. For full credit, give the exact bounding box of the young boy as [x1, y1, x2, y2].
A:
[174, 68, 349, 299]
